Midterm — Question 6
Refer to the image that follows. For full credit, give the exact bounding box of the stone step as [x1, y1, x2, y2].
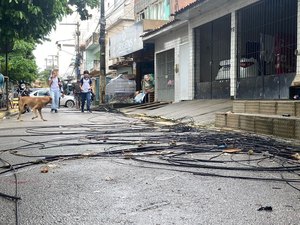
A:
[215, 112, 300, 139]
[233, 100, 300, 117]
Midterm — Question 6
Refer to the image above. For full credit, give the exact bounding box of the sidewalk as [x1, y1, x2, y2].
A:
[1, 100, 233, 126]
[119, 99, 233, 126]
[0, 108, 18, 120]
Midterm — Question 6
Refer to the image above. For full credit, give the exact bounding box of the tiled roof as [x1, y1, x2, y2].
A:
[141, 19, 179, 37]
[142, 0, 205, 38]
[174, 0, 205, 15]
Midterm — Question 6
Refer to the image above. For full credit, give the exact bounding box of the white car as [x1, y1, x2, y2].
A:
[216, 58, 259, 80]
[29, 89, 75, 108]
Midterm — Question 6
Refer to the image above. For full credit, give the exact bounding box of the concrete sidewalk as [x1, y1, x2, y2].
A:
[119, 99, 233, 126]
[0, 108, 18, 120]
[1, 100, 233, 127]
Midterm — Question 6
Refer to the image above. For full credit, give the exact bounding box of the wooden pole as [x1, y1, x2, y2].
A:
[99, 0, 106, 103]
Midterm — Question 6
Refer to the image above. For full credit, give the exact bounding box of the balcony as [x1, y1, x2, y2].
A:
[93, 60, 100, 71]
[109, 57, 133, 70]
[90, 60, 100, 76]
[85, 32, 100, 50]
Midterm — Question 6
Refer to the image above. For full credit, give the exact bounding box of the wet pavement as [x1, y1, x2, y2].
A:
[0, 107, 300, 225]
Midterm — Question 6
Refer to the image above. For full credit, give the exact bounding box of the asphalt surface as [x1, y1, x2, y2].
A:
[0, 107, 300, 225]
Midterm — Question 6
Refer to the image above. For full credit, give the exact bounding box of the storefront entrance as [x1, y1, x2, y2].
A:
[156, 49, 175, 102]
[194, 15, 231, 99]
[236, 0, 297, 99]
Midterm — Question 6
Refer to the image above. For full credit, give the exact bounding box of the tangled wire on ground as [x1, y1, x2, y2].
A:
[0, 120, 300, 225]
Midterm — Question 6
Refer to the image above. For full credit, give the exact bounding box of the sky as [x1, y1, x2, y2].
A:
[33, 14, 78, 78]
[33, 9, 99, 79]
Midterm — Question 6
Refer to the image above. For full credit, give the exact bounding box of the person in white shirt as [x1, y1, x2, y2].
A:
[48, 69, 62, 113]
[80, 70, 92, 113]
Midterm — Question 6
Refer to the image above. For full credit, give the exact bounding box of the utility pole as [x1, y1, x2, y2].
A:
[5, 50, 8, 111]
[99, 0, 106, 104]
[4, 39, 13, 111]
[75, 22, 81, 81]
[60, 22, 81, 81]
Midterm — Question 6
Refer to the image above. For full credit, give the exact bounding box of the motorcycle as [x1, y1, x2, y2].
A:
[16, 81, 31, 113]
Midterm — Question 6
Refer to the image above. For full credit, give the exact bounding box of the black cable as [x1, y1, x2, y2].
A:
[0, 157, 21, 225]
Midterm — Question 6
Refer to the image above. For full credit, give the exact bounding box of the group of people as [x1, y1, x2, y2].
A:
[49, 69, 93, 113]
[49, 70, 154, 112]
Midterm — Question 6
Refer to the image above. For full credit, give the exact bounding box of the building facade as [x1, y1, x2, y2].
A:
[144, 0, 300, 102]
[109, 0, 194, 93]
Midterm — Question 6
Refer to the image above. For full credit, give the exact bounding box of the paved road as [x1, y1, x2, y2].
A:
[0, 107, 300, 225]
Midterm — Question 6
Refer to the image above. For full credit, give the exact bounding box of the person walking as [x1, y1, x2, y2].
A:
[80, 70, 92, 113]
[48, 69, 61, 113]
[73, 80, 82, 109]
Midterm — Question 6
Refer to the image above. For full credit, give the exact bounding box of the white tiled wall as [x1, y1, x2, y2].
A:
[154, 26, 190, 102]
[230, 11, 237, 98]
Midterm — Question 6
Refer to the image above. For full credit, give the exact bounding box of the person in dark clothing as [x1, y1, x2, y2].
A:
[80, 70, 92, 113]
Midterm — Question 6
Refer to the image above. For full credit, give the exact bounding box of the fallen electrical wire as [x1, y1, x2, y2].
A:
[0, 120, 300, 225]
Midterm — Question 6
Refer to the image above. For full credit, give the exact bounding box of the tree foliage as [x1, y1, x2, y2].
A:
[0, 40, 38, 83]
[37, 69, 52, 86]
[0, 0, 98, 82]
[69, 0, 99, 20]
[0, 0, 98, 51]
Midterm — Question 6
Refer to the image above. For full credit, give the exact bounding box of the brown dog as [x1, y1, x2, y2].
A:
[17, 96, 52, 121]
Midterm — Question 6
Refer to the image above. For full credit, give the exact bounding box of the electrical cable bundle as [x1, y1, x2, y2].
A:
[0, 120, 300, 225]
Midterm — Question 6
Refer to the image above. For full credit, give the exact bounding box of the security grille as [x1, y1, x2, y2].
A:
[194, 14, 231, 99]
[237, 0, 297, 99]
[156, 49, 175, 102]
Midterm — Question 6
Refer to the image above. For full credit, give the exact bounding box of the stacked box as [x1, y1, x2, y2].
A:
[295, 120, 300, 139]
[255, 117, 273, 135]
[239, 115, 255, 132]
[215, 113, 227, 127]
[273, 118, 295, 139]
[259, 101, 276, 115]
[295, 102, 300, 117]
[226, 113, 239, 129]
[277, 102, 295, 116]
[233, 101, 245, 113]
[245, 101, 259, 114]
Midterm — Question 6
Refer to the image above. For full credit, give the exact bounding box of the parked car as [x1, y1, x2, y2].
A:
[29, 88, 75, 108]
[215, 57, 259, 80]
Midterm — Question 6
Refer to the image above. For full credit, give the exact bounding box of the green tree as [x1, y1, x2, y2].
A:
[0, 40, 38, 83]
[0, 0, 98, 51]
[0, 0, 98, 81]
[37, 69, 52, 86]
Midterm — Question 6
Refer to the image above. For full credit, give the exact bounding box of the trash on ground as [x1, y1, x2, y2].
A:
[257, 206, 272, 211]
[223, 148, 241, 153]
[291, 153, 300, 160]
[40, 166, 49, 173]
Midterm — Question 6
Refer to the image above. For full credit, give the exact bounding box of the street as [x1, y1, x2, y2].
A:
[0, 107, 300, 225]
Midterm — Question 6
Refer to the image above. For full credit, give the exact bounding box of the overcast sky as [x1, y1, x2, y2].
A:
[33, 14, 78, 77]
